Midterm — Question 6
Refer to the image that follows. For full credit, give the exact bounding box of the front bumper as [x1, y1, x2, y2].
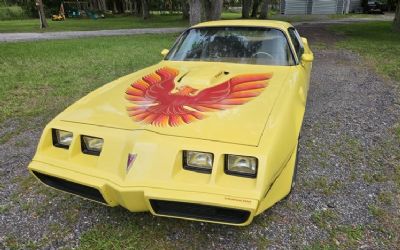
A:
[29, 160, 259, 226]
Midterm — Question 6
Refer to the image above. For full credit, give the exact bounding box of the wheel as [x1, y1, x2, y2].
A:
[291, 141, 300, 189]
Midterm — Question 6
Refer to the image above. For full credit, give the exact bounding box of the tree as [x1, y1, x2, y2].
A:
[251, 0, 260, 18]
[141, 0, 149, 19]
[242, 0, 252, 18]
[188, 0, 223, 25]
[259, 0, 268, 19]
[35, 0, 48, 29]
[395, 0, 400, 31]
[203, 0, 223, 21]
[182, 0, 189, 19]
[189, 0, 201, 25]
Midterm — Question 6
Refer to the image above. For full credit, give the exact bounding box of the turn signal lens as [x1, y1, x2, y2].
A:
[183, 151, 213, 173]
[52, 129, 73, 149]
[225, 155, 258, 178]
[81, 135, 103, 156]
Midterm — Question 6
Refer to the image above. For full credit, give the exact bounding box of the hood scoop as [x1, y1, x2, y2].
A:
[176, 67, 231, 90]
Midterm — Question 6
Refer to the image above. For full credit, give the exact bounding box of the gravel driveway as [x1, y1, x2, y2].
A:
[1, 25, 399, 249]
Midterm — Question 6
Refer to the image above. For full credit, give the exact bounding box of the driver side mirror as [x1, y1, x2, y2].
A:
[301, 53, 314, 63]
[161, 49, 169, 57]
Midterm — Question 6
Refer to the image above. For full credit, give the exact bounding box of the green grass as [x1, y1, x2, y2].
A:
[0, 12, 377, 33]
[78, 219, 173, 249]
[0, 33, 178, 141]
[311, 209, 338, 229]
[0, 15, 188, 33]
[331, 21, 400, 82]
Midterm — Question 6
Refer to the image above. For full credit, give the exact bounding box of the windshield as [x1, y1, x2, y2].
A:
[166, 27, 295, 66]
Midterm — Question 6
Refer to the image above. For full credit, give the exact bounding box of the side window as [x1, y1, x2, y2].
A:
[288, 28, 304, 62]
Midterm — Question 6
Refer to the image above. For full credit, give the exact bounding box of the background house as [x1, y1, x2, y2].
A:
[280, 0, 363, 15]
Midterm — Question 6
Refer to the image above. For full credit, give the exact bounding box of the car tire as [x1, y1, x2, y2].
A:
[282, 140, 300, 201]
[291, 141, 300, 190]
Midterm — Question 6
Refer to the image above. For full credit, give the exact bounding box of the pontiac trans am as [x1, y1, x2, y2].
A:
[28, 20, 313, 225]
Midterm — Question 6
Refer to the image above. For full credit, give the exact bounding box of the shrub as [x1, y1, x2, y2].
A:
[0, 6, 26, 20]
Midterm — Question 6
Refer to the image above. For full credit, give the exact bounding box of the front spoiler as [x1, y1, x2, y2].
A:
[28, 160, 259, 226]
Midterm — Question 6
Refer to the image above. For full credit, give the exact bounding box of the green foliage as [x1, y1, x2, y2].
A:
[331, 22, 400, 82]
[0, 6, 26, 20]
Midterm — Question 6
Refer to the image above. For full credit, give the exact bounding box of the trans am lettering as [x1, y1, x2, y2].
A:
[125, 67, 272, 127]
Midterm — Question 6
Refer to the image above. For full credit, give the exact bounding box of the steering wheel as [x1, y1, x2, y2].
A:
[252, 51, 274, 59]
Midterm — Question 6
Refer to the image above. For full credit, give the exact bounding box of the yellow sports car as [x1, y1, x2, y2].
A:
[28, 20, 313, 226]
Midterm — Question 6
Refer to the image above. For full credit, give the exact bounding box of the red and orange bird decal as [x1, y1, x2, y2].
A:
[125, 67, 272, 127]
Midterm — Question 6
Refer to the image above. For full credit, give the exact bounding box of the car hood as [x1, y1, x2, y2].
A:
[57, 61, 290, 146]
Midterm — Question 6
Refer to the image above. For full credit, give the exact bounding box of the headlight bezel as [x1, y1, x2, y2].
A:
[183, 150, 214, 174]
[81, 135, 104, 156]
[52, 129, 73, 149]
[224, 154, 258, 178]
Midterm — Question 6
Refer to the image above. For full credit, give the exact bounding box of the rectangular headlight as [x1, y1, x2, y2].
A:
[183, 151, 213, 173]
[81, 135, 103, 156]
[225, 155, 258, 178]
[52, 129, 73, 149]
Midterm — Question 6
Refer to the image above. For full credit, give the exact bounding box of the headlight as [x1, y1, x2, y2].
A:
[81, 135, 103, 156]
[183, 151, 213, 173]
[52, 129, 73, 149]
[225, 155, 258, 178]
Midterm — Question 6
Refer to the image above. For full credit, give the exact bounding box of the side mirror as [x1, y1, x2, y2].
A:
[161, 49, 169, 57]
[301, 37, 308, 46]
[301, 53, 314, 63]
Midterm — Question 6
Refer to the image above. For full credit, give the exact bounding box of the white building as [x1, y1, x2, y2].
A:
[280, 0, 363, 15]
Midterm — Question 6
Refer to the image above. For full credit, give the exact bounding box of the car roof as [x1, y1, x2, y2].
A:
[192, 20, 293, 30]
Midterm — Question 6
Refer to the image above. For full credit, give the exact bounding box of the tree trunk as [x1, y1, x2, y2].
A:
[394, 0, 400, 31]
[182, 0, 189, 19]
[133, 0, 139, 15]
[97, 0, 106, 11]
[189, 0, 201, 25]
[35, 0, 48, 29]
[259, 0, 268, 19]
[141, 0, 149, 19]
[113, 0, 118, 13]
[128, 0, 133, 13]
[202, 0, 223, 21]
[242, 0, 252, 18]
[251, 0, 260, 18]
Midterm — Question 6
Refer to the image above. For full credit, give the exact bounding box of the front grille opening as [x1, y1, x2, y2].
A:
[32, 171, 106, 204]
[150, 199, 250, 224]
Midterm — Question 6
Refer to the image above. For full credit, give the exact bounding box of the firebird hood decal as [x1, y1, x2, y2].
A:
[125, 67, 272, 127]
[57, 61, 290, 146]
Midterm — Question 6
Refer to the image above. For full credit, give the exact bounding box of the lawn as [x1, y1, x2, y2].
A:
[0, 33, 178, 142]
[0, 15, 188, 33]
[330, 21, 400, 82]
[0, 12, 378, 33]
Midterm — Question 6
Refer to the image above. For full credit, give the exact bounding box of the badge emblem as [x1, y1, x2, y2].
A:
[126, 153, 137, 173]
